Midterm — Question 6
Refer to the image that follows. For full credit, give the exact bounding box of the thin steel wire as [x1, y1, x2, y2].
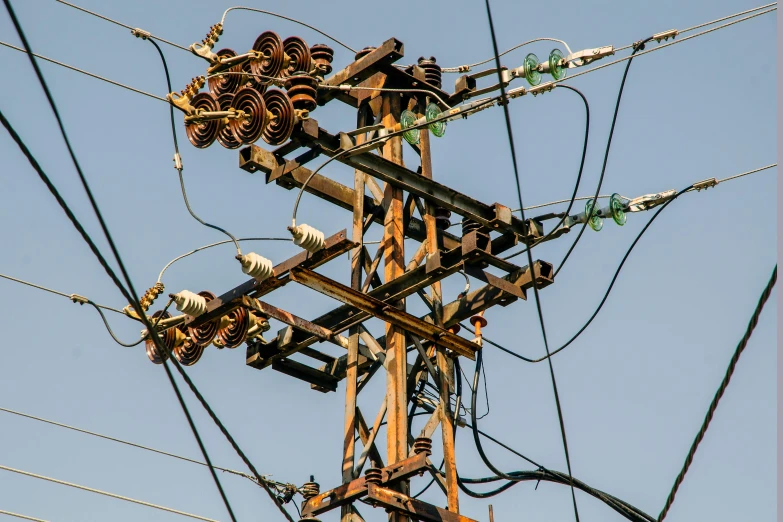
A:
[220, 6, 356, 53]
[657, 265, 777, 521]
[55, 0, 190, 51]
[0, 40, 166, 102]
[0, 510, 48, 522]
[0, 406, 277, 485]
[158, 237, 292, 283]
[0, 464, 219, 521]
[615, 2, 777, 51]
[518, 7, 777, 94]
[0, 273, 124, 314]
[441, 37, 573, 73]
[319, 85, 452, 109]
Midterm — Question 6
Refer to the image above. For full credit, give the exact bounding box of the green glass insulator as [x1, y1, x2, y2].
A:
[585, 199, 603, 232]
[524, 53, 541, 86]
[610, 193, 626, 226]
[425, 103, 446, 138]
[400, 109, 420, 145]
[549, 49, 567, 80]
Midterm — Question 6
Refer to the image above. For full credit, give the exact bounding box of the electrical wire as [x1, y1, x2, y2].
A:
[1, 4, 280, 520]
[657, 264, 777, 521]
[143, 37, 242, 254]
[220, 7, 357, 53]
[523, 7, 777, 93]
[0, 464, 219, 522]
[515, 195, 613, 212]
[84, 299, 144, 346]
[55, 0, 191, 52]
[501, 84, 590, 262]
[481, 185, 692, 365]
[318, 85, 452, 109]
[0, 510, 48, 522]
[0, 273, 124, 314]
[482, 1, 580, 519]
[553, 37, 652, 278]
[0, 41, 167, 102]
[158, 237, 292, 283]
[441, 37, 573, 73]
[614, 2, 777, 52]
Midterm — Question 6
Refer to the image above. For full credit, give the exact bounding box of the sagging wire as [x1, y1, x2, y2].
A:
[319, 84, 452, 109]
[552, 37, 653, 277]
[502, 83, 590, 262]
[220, 6, 357, 53]
[441, 37, 573, 73]
[138, 35, 243, 255]
[157, 237, 292, 284]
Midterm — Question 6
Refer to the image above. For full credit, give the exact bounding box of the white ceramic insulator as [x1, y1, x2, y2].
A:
[172, 290, 208, 317]
[240, 252, 274, 281]
[292, 224, 325, 253]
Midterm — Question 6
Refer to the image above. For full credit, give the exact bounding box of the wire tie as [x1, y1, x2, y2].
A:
[131, 28, 151, 40]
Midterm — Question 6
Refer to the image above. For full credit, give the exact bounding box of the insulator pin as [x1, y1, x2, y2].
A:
[172, 290, 208, 317]
[238, 252, 274, 281]
[290, 224, 325, 253]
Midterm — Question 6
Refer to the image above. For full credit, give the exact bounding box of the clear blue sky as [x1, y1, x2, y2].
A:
[0, 1, 776, 521]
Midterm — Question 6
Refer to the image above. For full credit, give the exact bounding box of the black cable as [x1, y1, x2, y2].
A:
[145, 37, 241, 253]
[554, 38, 653, 278]
[85, 300, 144, 347]
[657, 264, 777, 521]
[1, 4, 273, 519]
[482, 1, 580, 517]
[503, 84, 590, 261]
[484, 186, 691, 364]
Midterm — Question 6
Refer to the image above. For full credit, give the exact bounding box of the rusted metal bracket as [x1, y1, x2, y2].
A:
[290, 267, 480, 359]
[301, 452, 429, 517]
[271, 358, 340, 391]
[366, 484, 479, 522]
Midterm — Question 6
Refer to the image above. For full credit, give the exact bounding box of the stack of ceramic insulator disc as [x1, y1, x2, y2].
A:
[182, 31, 334, 150]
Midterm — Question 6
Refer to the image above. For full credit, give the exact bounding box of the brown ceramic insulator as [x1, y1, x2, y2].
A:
[251, 31, 285, 79]
[145, 310, 176, 364]
[173, 325, 205, 366]
[185, 92, 223, 149]
[355, 46, 375, 60]
[412, 437, 433, 456]
[418, 56, 442, 89]
[215, 93, 242, 149]
[300, 481, 320, 500]
[462, 218, 482, 236]
[229, 87, 268, 145]
[284, 73, 318, 112]
[261, 89, 295, 145]
[216, 306, 249, 348]
[434, 207, 452, 230]
[309, 44, 333, 76]
[208, 48, 243, 96]
[188, 291, 219, 346]
[364, 467, 382, 485]
[281, 36, 311, 77]
[241, 58, 267, 93]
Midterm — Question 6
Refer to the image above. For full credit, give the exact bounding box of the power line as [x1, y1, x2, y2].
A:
[1, 3, 242, 520]
[0, 272, 125, 314]
[614, 2, 777, 52]
[481, 1, 580, 520]
[0, 40, 167, 102]
[0, 510, 48, 522]
[55, 0, 190, 52]
[441, 37, 573, 73]
[657, 264, 777, 521]
[0, 406, 296, 488]
[0, 464, 219, 522]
